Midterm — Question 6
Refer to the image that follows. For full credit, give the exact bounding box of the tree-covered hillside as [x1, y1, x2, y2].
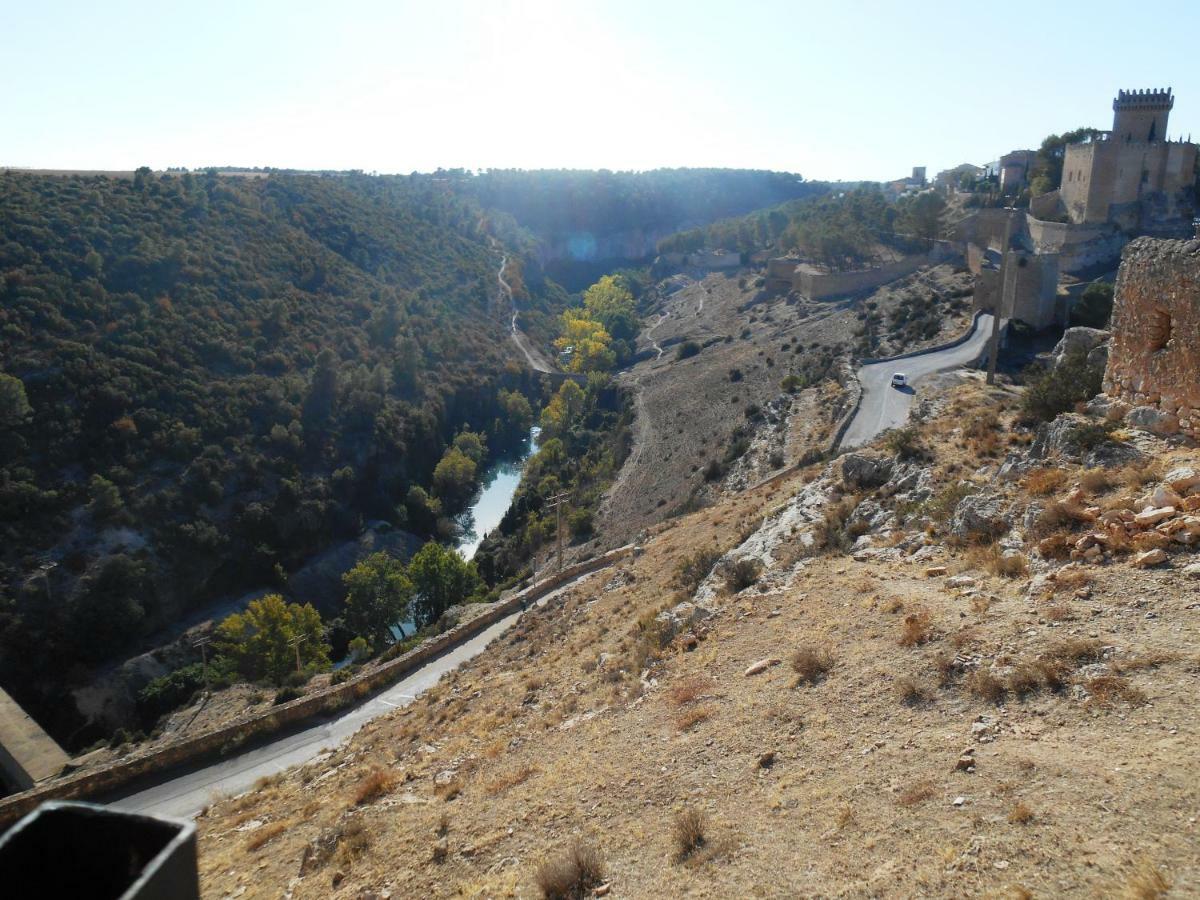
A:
[0, 169, 556, 737]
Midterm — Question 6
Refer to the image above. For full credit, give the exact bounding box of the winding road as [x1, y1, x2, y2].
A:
[496, 251, 553, 374]
[106, 576, 596, 819]
[839, 314, 996, 450]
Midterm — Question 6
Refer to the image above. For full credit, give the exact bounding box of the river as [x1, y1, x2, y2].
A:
[455, 426, 540, 560]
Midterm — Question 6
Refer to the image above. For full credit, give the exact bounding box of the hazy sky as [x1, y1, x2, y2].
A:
[5, 0, 1199, 181]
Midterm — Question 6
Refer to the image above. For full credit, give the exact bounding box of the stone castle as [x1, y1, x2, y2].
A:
[1059, 89, 1197, 231]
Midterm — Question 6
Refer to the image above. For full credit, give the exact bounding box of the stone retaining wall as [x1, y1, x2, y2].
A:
[0, 546, 635, 828]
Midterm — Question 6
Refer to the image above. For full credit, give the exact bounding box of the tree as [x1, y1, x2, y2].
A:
[555, 309, 615, 373]
[497, 388, 533, 437]
[452, 429, 487, 465]
[0, 374, 31, 428]
[901, 192, 947, 245]
[302, 348, 339, 427]
[1070, 282, 1114, 329]
[407, 542, 481, 627]
[215, 593, 330, 684]
[432, 446, 477, 502]
[343, 551, 413, 650]
[582, 275, 639, 342]
[1030, 128, 1103, 194]
[539, 380, 586, 438]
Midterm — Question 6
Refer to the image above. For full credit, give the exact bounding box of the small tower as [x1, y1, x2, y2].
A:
[1112, 88, 1173, 143]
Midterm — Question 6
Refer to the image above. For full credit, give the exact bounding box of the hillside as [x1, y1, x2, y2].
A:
[193, 379, 1199, 898]
[0, 170, 560, 745]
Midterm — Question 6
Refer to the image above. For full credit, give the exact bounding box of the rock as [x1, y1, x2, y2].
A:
[1165, 467, 1200, 493]
[949, 492, 1010, 540]
[1132, 531, 1171, 552]
[1133, 548, 1168, 568]
[925, 566, 948, 577]
[952, 796, 965, 807]
[1086, 343, 1109, 371]
[1151, 484, 1184, 509]
[1126, 405, 1180, 436]
[947, 575, 977, 589]
[594, 885, 612, 897]
[1134, 506, 1176, 526]
[744, 658, 781, 677]
[1182, 562, 1200, 579]
[1051, 327, 1109, 369]
[840, 452, 893, 489]
[1185, 496, 1200, 512]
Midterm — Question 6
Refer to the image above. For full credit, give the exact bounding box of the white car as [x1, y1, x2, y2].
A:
[890, 373, 907, 388]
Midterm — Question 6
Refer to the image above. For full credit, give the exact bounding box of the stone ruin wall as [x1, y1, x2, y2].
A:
[1104, 237, 1200, 438]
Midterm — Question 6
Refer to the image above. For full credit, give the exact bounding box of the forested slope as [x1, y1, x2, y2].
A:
[0, 170, 547, 738]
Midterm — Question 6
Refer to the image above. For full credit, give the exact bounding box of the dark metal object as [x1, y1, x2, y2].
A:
[0, 800, 199, 899]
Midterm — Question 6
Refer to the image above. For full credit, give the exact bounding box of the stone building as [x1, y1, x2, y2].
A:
[1103, 237, 1200, 438]
[999, 149, 1036, 193]
[1059, 89, 1197, 231]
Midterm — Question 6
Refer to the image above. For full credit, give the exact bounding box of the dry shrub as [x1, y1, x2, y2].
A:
[353, 768, 397, 806]
[1118, 860, 1171, 899]
[722, 557, 762, 593]
[1007, 662, 1043, 698]
[1045, 637, 1102, 665]
[1042, 601, 1074, 622]
[676, 705, 713, 732]
[1086, 675, 1147, 707]
[1007, 801, 1035, 824]
[535, 842, 606, 900]
[1051, 567, 1092, 594]
[1080, 468, 1114, 494]
[965, 543, 1027, 578]
[1037, 531, 1075, 560]
[485, 764, 538, 796]
[1110, 651, 1177, 675]
[897, 779, 936, 807]
[674, 548, 721, 594]
[896, 675, 932, 705]
[1034, 501, 1081, 537]
[1121, 461, 1162, 491]
[1026, 467, 1069, 496]
[931, 652, 960, 687]
[966, 669, 1006, 703]
[669, 675, 715, 706]
[791, 646, 834, 685]
[899, 609, 934, 647]
[673, 808, 707, 862]
[245, 821, 286, 851]
[880, 596, 904, 614]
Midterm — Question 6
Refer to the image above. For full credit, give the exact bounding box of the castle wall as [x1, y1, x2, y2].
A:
[1027, 216, 1127, 274]
[1104, 237, 1200, 438]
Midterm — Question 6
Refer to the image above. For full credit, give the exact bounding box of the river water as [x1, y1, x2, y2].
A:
[455, 426, 540, 560]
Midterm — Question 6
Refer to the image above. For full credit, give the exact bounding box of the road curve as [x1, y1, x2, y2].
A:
[105, 576, 595, 819]
[839, 314, 995, 450]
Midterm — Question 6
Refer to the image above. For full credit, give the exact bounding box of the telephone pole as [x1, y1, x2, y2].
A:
[546, 491, 569, 573]
[192, 636, 213, 694]
[987, 206, 1017, 386]
[288, 635, 306, 675]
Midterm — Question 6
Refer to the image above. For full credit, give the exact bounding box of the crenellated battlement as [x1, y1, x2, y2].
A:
[1114, 88, 1174, 111]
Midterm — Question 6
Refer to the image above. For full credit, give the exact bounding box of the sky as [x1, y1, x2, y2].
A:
[4, 0, 1200, 182]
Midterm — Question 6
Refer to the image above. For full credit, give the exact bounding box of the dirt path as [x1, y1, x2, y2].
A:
[492, 244, 553, 373]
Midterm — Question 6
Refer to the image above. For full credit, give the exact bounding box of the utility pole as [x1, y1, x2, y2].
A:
[192, 636, 212, 694]
[546, 491, 569, 573]
[288, 635, 306, 675]
[987, 206, 1017, 386]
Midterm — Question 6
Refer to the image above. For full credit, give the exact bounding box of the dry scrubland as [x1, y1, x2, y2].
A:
[197, 380, 1198, 898]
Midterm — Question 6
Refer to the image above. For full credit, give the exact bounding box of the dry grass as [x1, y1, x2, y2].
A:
[1041, 601, 1075, 622]
[1007, 662, 1044, 698]
[245, 821, 286, 851]
[966, 669, 1006, 703]
[965, 542, 1028, 578]
[895, 675, 932, 705]
[899, 609, 934, 647]
[668, 675, 715, 705]
[353, 768, 397, 806]
[1117, 860, 1172, 899]
[897, 779, 936, 807]
[1086, 675, 1147, 707]
[1051, 566, 1093, 594]
[791, 645, 834, 685]
[931, 652, 959, 687]
[675, 705, 714, 732]
[485, 764, 538, 796]
[1110, 651, 1177, 675]
[673, 808, 707, 862]
[1080, 468, 1114, 494]
[1026, 467, 1069, 496]
[1007, 801, 1035, 824]
[535, 841, 606, 900]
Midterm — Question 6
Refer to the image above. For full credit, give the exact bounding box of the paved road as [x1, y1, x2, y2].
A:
[106, 577, 592, 819]
[840, 314, 996, 449]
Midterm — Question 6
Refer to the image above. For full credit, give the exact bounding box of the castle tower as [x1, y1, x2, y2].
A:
[1112, 88, 1173, 143]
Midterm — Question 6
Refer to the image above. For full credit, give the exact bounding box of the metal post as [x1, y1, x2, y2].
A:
[546, 491, 569, 573]
[288, 635, 305, 675]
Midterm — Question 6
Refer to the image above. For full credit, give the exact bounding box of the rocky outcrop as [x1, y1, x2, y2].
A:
[949, 492, 1010, 540]
[1051, 326, 1109, 370]
[839, 452, 894, 490]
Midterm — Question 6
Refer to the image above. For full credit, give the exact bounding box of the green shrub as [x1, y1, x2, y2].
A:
[675, 341, 701, 360]
[674, 548, 722, 593]
[1020, 350, 1103, 423]
[722, 557, 762, 593]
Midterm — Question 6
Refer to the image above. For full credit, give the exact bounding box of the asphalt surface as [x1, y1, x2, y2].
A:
[840, 314, 995, 449]
[106, 578, 591, 819]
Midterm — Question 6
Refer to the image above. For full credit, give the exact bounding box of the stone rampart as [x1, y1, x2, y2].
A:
[1104, 237, 1200, 438]
[0, 546, 636, 827]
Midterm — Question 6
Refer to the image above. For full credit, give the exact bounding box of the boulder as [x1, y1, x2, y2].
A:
[1132, 531, 1171, 552]
[1051, 327, 1110, 369]
[840, 452, 893, 490]
[1086, 343, 1109, 371]
[949, 492, 1010, 540]
[1164, 467, 1200, 493]
[1134, 506, 1176, 527]
[744, 658, 781, 677]
[1126, 406, 1180, 436]
[1133, 548, 1168, 568]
